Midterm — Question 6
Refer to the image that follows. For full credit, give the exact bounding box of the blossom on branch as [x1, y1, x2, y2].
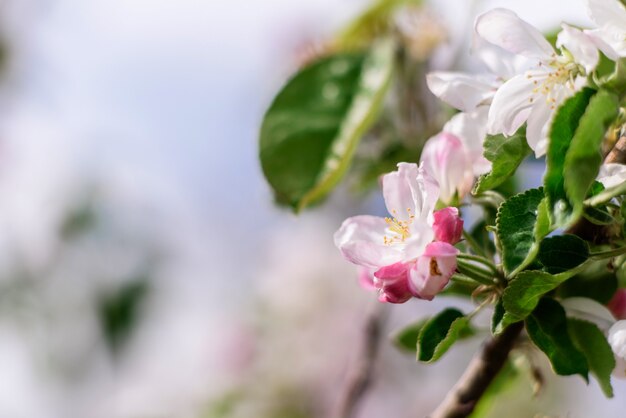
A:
[334, 163, 463, 303]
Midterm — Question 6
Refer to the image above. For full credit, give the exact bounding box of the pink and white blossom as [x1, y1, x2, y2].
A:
[420, 132, 474, 204]
[420, 108, 491, 203]
[476, 9, 599, 157]
[334, 163, 462, 303]
[410, 242, 459, 300]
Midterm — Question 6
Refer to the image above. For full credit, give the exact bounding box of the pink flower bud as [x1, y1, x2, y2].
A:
[373, 262, 414, 304]
[433, 207, 464, 244]
[608, 289, 626, 320]
[420, 132, 473, 204]
[409, 242, 458, 300]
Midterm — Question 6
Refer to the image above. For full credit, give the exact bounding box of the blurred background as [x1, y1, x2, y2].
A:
[0, 0, 621, 417]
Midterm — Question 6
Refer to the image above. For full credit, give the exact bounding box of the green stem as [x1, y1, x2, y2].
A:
[457, 254, 497, 274]
[456, 259, 496, 286]
[590, 246, 626, 259]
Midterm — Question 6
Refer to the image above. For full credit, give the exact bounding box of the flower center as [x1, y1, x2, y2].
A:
[526, 55, 580, 109]
[383, 208, 415, 245]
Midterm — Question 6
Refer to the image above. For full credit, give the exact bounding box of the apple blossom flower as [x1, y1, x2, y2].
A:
[334, 163, 462, 303]
[584, 0, 626, 59]
[420, 133, 473, 204]
[597, 163, 626, 188]
[609, 320, 626, 378]
[476, 9, 599, 157]
[410, 242, 459, 300]
[420, 108, 491, 203]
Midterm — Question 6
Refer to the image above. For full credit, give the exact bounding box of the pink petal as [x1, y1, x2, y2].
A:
[334, 215, 403, 269]
[382, 163, 439, 223]
[358, 267, 378, 291]
[443, 107, 491, 176]
[609, 290, 626, 320]
[409, 242, 458, 300]
[373, 262, 414, 304]
[420, 133, 473, 204]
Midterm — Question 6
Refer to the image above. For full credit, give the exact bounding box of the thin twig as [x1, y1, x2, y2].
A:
[429, 322, 524, 418]
[335, 302, 389, 418]
[604, 135, 626, 164]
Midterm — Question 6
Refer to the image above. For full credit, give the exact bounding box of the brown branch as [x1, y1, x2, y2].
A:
[604, 136, 626, 164]
[429, 321, 524, 418]
[335, 303, 388, 418]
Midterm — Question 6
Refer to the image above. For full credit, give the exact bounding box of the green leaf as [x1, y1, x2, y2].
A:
[99, 279, 149, 353]
[537, 234, 589, 274]
[336, 0, 423, 50]
[525, 298, 588, 379]
[259, 39, 395, 211]
[564, 90, 619, 221]
[473, 128, 531, 195]
[500, 268, 581, 329]
[392, 319, 428, 352]
[417, 309, 473, 362]
[583, 205, 615, 225]
[544, 88, 595, 227]
[496, 188, 551, 277]
[568, 318, 615, 397]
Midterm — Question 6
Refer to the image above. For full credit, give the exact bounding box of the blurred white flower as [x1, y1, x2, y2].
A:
[597, 163, 626, 188]
[584, 0, 626, 59]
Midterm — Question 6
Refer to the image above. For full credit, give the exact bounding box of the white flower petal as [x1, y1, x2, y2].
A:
[474, 37, 534, 79]
[562, 297, 616, 331]
[334, 215, 403, 268]
[475, 8, 554, 60]
[609, 320, 626, 359]
[525, 97, 552, 157]
[403, 222, 435, 261]
[584, 28, 622, 60]
[382, 163, 439, 224]
[597, 163, 626, 188]
[557, 24, 599, 73]
[426, 71, 498, 112]
[586, 0, 626, 34]
[487, 74, 535, 136]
